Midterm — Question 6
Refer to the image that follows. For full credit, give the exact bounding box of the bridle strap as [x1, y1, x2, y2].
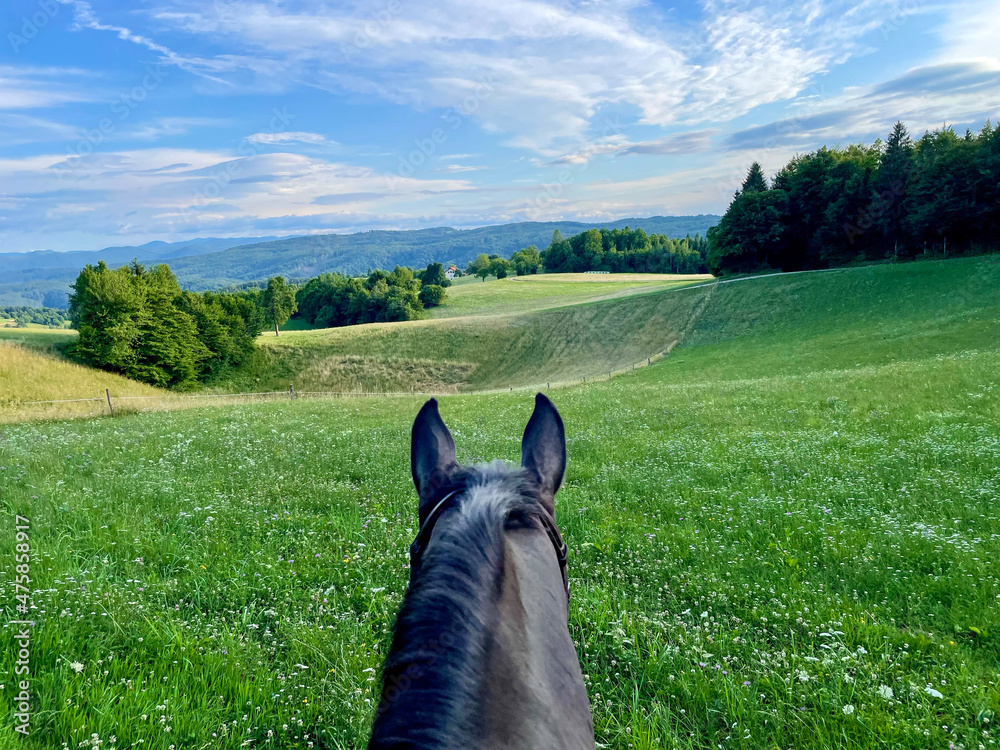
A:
[409, 490, 571, 602]
[539, 511, 571, 601]
[409, 489, 461, 564]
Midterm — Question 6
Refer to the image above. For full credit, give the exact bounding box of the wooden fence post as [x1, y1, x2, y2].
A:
[289, 385, 296, 400]
[105, 389, 113, 415]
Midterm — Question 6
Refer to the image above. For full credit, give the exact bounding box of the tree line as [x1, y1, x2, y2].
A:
[68, 225, 713, 389]
[464, 230, 709, 278]
[293, 263, 449, 329]
[707, 121, 1000, 274]
[542, 228, 708, 274]
[1, 305, 69, 328]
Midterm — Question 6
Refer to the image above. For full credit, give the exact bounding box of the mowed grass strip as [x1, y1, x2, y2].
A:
[429, 273, 712, 319]
[0, 257, 998, 750]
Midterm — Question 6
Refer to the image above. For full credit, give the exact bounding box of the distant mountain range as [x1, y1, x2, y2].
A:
[0, 216, 719, 308]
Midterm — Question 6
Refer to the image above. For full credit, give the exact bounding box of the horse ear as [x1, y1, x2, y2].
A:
[411, 398, 458, 513]
[521, 393, 566, 515]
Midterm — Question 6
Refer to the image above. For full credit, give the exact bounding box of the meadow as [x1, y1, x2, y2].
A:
[428, 273, 711, 319]
[221, 274, 714, 394]
[0, 256, 998, 749]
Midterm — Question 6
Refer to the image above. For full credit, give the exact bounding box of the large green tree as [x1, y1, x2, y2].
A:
[420, 262, 452, 288]
[467, 253, 492, 281]
[741, 162, 768, 193]
[510, 245, 542, 275]
[260, 276, 298, 336]
[69, 261, 241, 389]
[488, 257, 513, 279]
[874, 121, 914, 257]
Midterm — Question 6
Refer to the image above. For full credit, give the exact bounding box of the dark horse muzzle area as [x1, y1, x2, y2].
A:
[368, 394, 595, 750]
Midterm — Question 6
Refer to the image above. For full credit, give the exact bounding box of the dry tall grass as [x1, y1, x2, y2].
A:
[0, 341, 166, 422]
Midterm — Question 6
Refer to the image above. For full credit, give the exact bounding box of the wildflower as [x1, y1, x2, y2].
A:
[70, 661, 85, 673]
[842, 704, 855, 715]
[877, 684, 894, 700]
[924, 685, 944, 699]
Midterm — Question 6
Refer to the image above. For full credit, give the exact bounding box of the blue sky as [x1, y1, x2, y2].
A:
[1, 0, 998, 252]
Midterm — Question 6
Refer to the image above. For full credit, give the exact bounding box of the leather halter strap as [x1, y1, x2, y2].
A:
[409, 489, 571, 601]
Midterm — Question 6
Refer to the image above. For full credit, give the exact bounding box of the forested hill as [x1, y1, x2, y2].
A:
[0, 236, 281, 308]
[169, 216, 720, 289]
[0, 216, 717, 307]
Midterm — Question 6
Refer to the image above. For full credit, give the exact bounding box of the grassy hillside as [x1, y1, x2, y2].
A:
[429, 273, 712, 318]
[0, 333, 166, 422]
[664, 255, 1000, 381]
[218, 274, 715, 394]
[1, 256, 997, 749]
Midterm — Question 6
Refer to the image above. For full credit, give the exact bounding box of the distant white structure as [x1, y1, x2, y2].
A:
[445, 265, 458, 280]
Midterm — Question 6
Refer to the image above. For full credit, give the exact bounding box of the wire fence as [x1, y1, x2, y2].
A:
[11, 342, 680, 419]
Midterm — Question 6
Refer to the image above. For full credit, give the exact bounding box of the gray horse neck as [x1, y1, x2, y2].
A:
[477, 526, 595, 750]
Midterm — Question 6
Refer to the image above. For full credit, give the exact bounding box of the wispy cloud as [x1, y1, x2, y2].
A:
[244, 131, 333, 145]
[0, 146, 474, 241]
[0, 65, 95, 109]
[148, 0, 902, 154]
[725, 60, 1000, 152]
[440, 164, 484, 173]
[550, 131, 718, 165]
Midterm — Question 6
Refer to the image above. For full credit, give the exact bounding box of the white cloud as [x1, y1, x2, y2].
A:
[440, 164, 484, 173]
[123, 117, 233, 141]
[245, 131, 332, 145]
[935, 0, 1000, 64]
[725, 59, 1000, 152]
[550, 131, 718, 166]
[147, 0, 901, 154]
[0, 65, 95, 109]
[0, 145, 475, 243]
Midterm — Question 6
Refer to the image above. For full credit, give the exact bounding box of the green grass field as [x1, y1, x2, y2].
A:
[222, 273, 715, 394]
[1, 256, 999, 749]
[429, 273, 711, 318]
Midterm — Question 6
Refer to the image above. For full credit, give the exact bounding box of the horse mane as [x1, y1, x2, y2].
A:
[368, 461, 545, 750]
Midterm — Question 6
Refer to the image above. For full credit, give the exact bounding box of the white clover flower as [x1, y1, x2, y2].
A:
[842, 704, 855, 715]
[877, 684, 894, 700]
[70, 661, 85, 673]
[924, 685, 944, 699]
